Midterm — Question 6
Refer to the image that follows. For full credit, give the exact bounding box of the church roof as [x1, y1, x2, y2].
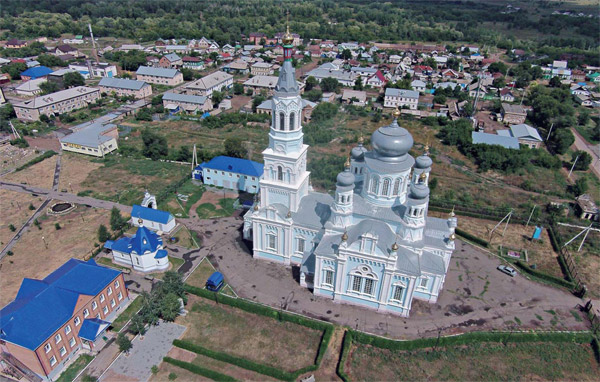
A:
[111, 226, 163, 255]
[131, 205, 174, 224]
[275, 60, 299, 95]
[199, 155, 264, 177]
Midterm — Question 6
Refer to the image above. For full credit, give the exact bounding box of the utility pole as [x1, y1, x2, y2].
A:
[545, 123, 554, 141]
[525, 205, 536, 227]
[568, 155, 579, 178]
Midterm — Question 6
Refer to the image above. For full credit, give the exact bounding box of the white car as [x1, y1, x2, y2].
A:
[497, 265, 517, 277]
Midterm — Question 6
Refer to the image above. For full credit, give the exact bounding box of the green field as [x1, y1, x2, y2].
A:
[56, 354, 94, 382]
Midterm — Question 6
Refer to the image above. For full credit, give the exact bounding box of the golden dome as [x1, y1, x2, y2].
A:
[344, 156, 351, 168]
[341, 231, 348, 241]
[419, 172, 427, 180]
[137, 218, 143, 224]
[282, 25, 294, 45]
[450, 233, 456, 241]
[358, 135, 364, 144]
[392, 108, 401, 118]
[392, 242, 399, 251]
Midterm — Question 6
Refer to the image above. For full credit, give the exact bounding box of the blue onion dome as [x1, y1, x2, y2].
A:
[415, 154, 433, 169]
[351, 136, 368, 161]
[336, 158, 356, 187]
[410, 183, 430, 199]
[371, 109, 414, 161]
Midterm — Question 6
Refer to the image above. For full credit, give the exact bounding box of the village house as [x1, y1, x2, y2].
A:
[183, 71, 233, 97]
[159, 53, 182, 68]
[388, 54, 402, 64]
[251, 62, 274, 76]
[305, 64, 356, 87]
[20, 66, 53, 81]
[366, 70, 387, 88]
[46, 68, 77, 89]
[6, 39, 27, 49]
[350, 66, 378, 78]
[15, 78, 46, 96]
[384, 88, 419, 110]
[98, 77, 152, 99]
[118, 44, 144, 52]
[342, 89, 367, 106]
[182, 56, 204, 70]
[135, 66, 184, 86]
[576, 194, 599, 221]
[164, 45, 189, 54]
[243, 75, 280, 95]
[472, 131, 520, 149]
[13, 86, 100, 121]
[501, 103, 527, 125]
[162, 91, 212, 114]
[53, 44, 80, 57]
[497, 124, 543, 149]
[248, 32, 266, 44]
[223, 61, 249, 75]
[68, 62, 118, 79]
[60, 122, 119, 157]
[499, 88, 515, 102]
[192, 156, 264, 193]
[0, 259, 129, 382]
[411, 79, 427, 92]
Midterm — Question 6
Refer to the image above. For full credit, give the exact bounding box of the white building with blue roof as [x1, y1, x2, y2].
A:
[130, 205, 176, 233]
[193, 155, 264, 193]
[0, 259, 129, 381]
[106, 225, 170, 272]
[243, 29, 457, 317]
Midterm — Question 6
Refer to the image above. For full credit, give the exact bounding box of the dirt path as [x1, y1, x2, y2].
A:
[308, 327, 345, 382]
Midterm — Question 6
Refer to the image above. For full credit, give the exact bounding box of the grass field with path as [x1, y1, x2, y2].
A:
[55, 354, 94, 382]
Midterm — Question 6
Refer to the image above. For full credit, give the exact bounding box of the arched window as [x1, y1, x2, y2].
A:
[370, 177, 379, 194]
[393, 178, 401, 195]
[382, 179, 391, 196]
[279, 112, 285, 131]
[277, 166, 283, 181]
[354, 167, 358, 174]
[289, 112, 295, 130]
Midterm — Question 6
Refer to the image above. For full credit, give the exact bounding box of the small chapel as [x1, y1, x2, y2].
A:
[243, 26, 457, 317]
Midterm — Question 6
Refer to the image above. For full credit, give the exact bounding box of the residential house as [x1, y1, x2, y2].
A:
[248, 32, 266, 44]
[388, 55, 402, 64]
[68, 62, 118, 79]
[0, 88, 6, 104]
[164, 45, 189, 54]
[574, 94, 593, 107]
[350, 66, 378, 78]
[20, 66, 53, 81]
[135, 66, 184, 86]
[384, 88, 419, 110]
[192, 156, 264, 193]
[162, 91, 212, 114]
[46, 68, 78, 89]
[501, 103, 527, 124]
[54, 44, 79, 57]
[146, 56, 160, 67]
[182, 56, 204, 70]
[468, 83, 488, 98]
[366, 71, 387, 88]
[342, 89, 367, 106]
[60, 122, 119, 157]
[499, 88, 515, 102]
[497, 124, 543, 148]
[63, 35, 84, 44]
[472, 131, 520, 149]
[98, 77, 152, 99]
[243, 75, 280, 95]
[15, 78, 47, 96]
[183, 71, 234, 97]
[221, 44, 235, 54]
[305, 64, 357, 87]
[6, 39, 27, 49]
[413, 65, 433, 77]
[441, 69, 460, 79]
[571, 69, 586, 82]
[0, 259, 129, 382]
[131, 205, 176, 233]
[307, 45, 321, 57]
[576, 194, 599, 221]
[223, 61, 249, 75]
[411, 80, 426, 93]
[119, 44, 144, 52]
[159, 53, 182, 69]
[14, 86, 100, 121]
[251, 62, 274, 76]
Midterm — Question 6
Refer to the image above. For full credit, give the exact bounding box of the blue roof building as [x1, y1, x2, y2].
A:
[472, 131, 520, 149]
[108, 225, 170, 272]
[20, 66, 53, 80]
[130, 205, 176, 233]
[192, 155, 264, 193]
[0, 259, 129, 381]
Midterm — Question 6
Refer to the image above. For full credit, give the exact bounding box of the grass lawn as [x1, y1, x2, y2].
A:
[159, 179, 205, 218]
[177, 295, 323, 373]
[111, 295, 143, 332]
[185, 257, 216, 288]
[96, 256, 130, 271]
[346, 341, 599, 381]
[195, 198, 236, 219]
[170, 225, 199, 249]
[150, 256, 185, 280]
[55, 354, 94, 382]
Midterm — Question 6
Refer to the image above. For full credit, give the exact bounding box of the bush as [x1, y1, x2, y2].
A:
[513, 260, 575, 289]
[8, 224, 16, 232]
[10, 137, 29, 148]
[55, 223, 61, 230]
[98, 225, 110, 242]
[151, 365, 158, 375]
[163, 357, 236, 382]
[337, 331, 353, 382]
[455, 228, 489, 248]
[168, 372, 177, 381]
[28, 203, 35, 211]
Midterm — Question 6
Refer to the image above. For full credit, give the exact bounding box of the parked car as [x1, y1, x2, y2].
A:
[497, 265, 517, 277]
[206, 271, 224, 292]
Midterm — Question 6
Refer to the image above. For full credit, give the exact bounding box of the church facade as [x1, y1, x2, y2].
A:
[243, 29, 456, 317]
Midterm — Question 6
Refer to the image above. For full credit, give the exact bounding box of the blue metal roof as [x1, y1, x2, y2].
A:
[0, 259, 121, 350]
[78, 318, 110, 341]
[472, 131, 520, 149]
[111, 226, 163, 255]
[154, 249, 168, 259]
[131, 205, 174, 225]
[20, 66, 53, 79]
[199, 156, 264, 177]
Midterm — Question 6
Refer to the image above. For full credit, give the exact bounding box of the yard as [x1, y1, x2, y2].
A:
[185, 257, 218, 289]
[0, 204, 110, 306]
[57, 152, 104, 194]
[176, 294, 323, 373]
[345, 341, 599, 381]
[0, 189, 38, 247]
[3, 152, 57, 189]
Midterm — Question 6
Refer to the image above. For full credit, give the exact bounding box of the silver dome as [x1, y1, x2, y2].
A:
[337, 168, 356, 187]
[370, 118, 414, 162]
[415, 155, 432, 169]
[351, 144, 368, 160]
[410, 183, 430, 199]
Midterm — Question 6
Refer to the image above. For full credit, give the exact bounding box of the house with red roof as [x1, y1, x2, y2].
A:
[366, 70, 387, 88]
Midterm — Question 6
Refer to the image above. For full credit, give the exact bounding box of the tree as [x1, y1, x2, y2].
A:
[151, 95, 163, 106]
[135, 109, 153, 121]
[159, 293, 181, 322]
[492, 77, 505, 89]
[341, 49, 352, 60]
[181, 68, 194, 81]
[129, 314, 146, 336]
[162, 271, 186, 301]
[233, 83, 244, 95]
[488, 62, 508, 74]
[97, 224, 110, 242]
[305, 76, 318, 91]
[462, 102, 474, 117]
[304, 89, 322, 102]
[571, 150, 592, 171]
[0, 104, 16, 120]
[1, 62, 27, 80]
[63, 72, 85, 88]
[251, 95, 265, 113]
[151, 365, 159, 375]
[577, 109, 590, 126]
[433, 94, 447, 105]
[212, 90, 224, 106]
[353, 76, 363, 90]
[548, 76, 562, 88]
[81, 375, 98, 382]
[39, 80, 60, 95]
[311, 102, 338, 122]
[117, 333, 132, 353]
[320, 77, 340, 93]
[570, 178, 588, 196]
[141, 129, 168, 160]
[224, 136, 247, 158]
[110, 207, 127, 231]
[549, 128, 574, 155]
[37, 54, 67, 68]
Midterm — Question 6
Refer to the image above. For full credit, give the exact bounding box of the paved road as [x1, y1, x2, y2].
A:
[183, 216, 589, 340]
[571, 127, 600, 179]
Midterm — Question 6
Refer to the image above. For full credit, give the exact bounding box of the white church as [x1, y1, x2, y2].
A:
[243, 28, 457, 317]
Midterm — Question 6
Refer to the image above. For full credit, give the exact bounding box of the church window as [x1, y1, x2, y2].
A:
[364, 278, 375, 296]
[289, 112, 295, 130]
[267, 233, 277, 250]
[393, 178, 401, 195]
[382, 179, 391, 196]
[392, 285, 404, 301]
[419, 277, 429, 288]
[277, 166, 283, 181]
[370, 177, 379, 194]
[351, 276, 362, 292]
[297, 238, 305, 253]
[279, 112, 285, 131]
[354, 167, 357, 174]
[324, 270, 334, 286]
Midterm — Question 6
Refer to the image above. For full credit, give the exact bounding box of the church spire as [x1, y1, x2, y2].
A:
[275, 11, 298, 94]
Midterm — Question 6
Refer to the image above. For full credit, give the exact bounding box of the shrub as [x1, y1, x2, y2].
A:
[55, 223, 61, 230]
[455, 228, 489, 248]
[513, 260, 575, 289]
[337, 331, 353, 382]
[168, 372, 177, 381]
[28, 203, 35, 210]
[163, 357, 236, 382]
[8, 224, 16, 232]
[151, 365, 158, 375]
